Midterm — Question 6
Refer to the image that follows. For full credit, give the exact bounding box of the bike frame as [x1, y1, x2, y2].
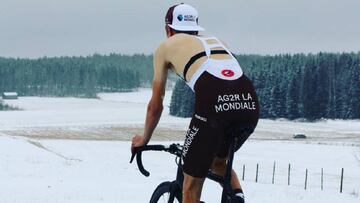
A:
[131, 126, 251, 203]
[168, 161, 184, 202]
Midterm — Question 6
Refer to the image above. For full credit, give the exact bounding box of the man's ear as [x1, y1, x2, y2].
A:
[165, 25, 169, 37]
[165, 25, 174, 38]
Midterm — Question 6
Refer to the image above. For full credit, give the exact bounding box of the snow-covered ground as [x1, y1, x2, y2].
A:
[0, 89, 360, 202]
[0, 90, 177, 129]
[0, 135, 359, 203]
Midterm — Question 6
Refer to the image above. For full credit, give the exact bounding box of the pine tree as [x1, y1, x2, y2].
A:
[327, 54, 337, 119]
[336, 53, 353, 118]
[348, 63, 360, 118]
[286, 71, 301, 119]
[269, 85, 282, 118]
[302, 57, 318, 120]
[170, 80, 181, 116]
[315, 53, 330, 118]
[169, 79, 194, 117]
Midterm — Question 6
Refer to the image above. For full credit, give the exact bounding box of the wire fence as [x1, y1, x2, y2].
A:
[237, 162, 350, 194]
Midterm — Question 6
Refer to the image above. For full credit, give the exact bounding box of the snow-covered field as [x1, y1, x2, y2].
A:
[0, 136, 359, 203]
[1, 89, 359, 142]
[1, 89, 360, 202]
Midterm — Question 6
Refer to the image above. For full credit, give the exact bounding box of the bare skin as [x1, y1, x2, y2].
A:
[131, 26, 241, 203]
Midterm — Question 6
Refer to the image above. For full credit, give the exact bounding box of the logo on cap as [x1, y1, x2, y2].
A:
[221, 69, 235, 77]
[184, 15, 196, 22]
[177, 15, 183, 21]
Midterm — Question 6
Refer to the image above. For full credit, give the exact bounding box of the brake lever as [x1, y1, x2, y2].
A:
[130, 152, 136, 163]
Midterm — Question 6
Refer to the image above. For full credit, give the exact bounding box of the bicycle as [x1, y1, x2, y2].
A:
[130, 126, 254, 203]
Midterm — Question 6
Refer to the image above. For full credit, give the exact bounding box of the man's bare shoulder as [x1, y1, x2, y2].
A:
[158, 34, 197, 51]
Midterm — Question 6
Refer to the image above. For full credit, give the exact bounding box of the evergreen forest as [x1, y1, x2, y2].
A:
[1, 52, 359, 120]
[0, 54, 152, 98]
[170, 52, 360, 120]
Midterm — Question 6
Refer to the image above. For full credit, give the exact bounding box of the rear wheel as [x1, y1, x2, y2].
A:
[150, 181, 181, 203]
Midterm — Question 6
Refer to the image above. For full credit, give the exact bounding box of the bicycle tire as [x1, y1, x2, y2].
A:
[150, 181, 181, 203]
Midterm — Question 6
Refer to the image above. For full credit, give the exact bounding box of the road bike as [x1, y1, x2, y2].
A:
[131, 126, 253, 203]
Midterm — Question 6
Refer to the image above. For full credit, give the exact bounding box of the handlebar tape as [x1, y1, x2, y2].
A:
[130, 145, 167, 177]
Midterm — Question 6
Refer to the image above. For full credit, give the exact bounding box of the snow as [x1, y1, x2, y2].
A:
[1, 89, 359, 137]
[0, 136, 359, 203]
[0, 89, 360, 202]
[0, 89, 188, 130]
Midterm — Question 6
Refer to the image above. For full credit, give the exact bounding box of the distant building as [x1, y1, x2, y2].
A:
[2, 92, 18, 100]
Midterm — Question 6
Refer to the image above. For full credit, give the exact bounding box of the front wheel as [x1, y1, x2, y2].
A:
[150, 181, 182, 203]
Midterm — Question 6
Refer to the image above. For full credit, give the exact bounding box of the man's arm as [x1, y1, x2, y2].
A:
[132, 43, 168, 150]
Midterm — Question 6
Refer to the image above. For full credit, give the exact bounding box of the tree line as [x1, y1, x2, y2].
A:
[170, 52, 360, 120]
[1, 52, 359, 119]
[0, 53, 153, 98]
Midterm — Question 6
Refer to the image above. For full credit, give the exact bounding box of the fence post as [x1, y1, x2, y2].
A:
[340, 168, 344, 193]
[305, 169, 308, 190]
[321, 168, 324, 191]
[272, 161, 276, 184]
[242, 164, 245, 181]
[255, 163, 259, 183]
[288, 163, 291, 185]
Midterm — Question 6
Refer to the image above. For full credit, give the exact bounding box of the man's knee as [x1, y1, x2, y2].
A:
[211, 158, 227, 175]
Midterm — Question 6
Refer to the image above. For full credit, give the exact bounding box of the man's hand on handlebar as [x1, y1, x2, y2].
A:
[131, 134, 146, 153]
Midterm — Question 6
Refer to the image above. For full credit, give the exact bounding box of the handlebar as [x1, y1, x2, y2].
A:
[130, 144, 182, 177]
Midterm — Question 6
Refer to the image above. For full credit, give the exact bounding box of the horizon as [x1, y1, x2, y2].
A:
[1, 50, 360, 60]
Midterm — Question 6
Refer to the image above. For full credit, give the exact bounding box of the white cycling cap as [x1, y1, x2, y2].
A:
[165, 3, 205, 31]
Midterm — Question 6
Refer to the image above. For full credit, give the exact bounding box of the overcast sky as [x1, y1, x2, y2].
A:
[0, 0, 359, 58]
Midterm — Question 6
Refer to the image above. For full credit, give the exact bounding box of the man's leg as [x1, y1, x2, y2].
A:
[211, 157, 241, 190]
[182, 173, 205, 203]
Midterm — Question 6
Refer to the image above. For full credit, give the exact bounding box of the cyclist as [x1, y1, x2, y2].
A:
[131, 3, 259, 203]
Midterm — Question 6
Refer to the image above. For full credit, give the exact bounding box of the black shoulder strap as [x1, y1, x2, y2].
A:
[183, 50, 229, 80]
[183, 51, 207, 80]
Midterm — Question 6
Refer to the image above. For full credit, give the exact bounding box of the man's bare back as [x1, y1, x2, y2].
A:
[154, 33, 232, 82]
